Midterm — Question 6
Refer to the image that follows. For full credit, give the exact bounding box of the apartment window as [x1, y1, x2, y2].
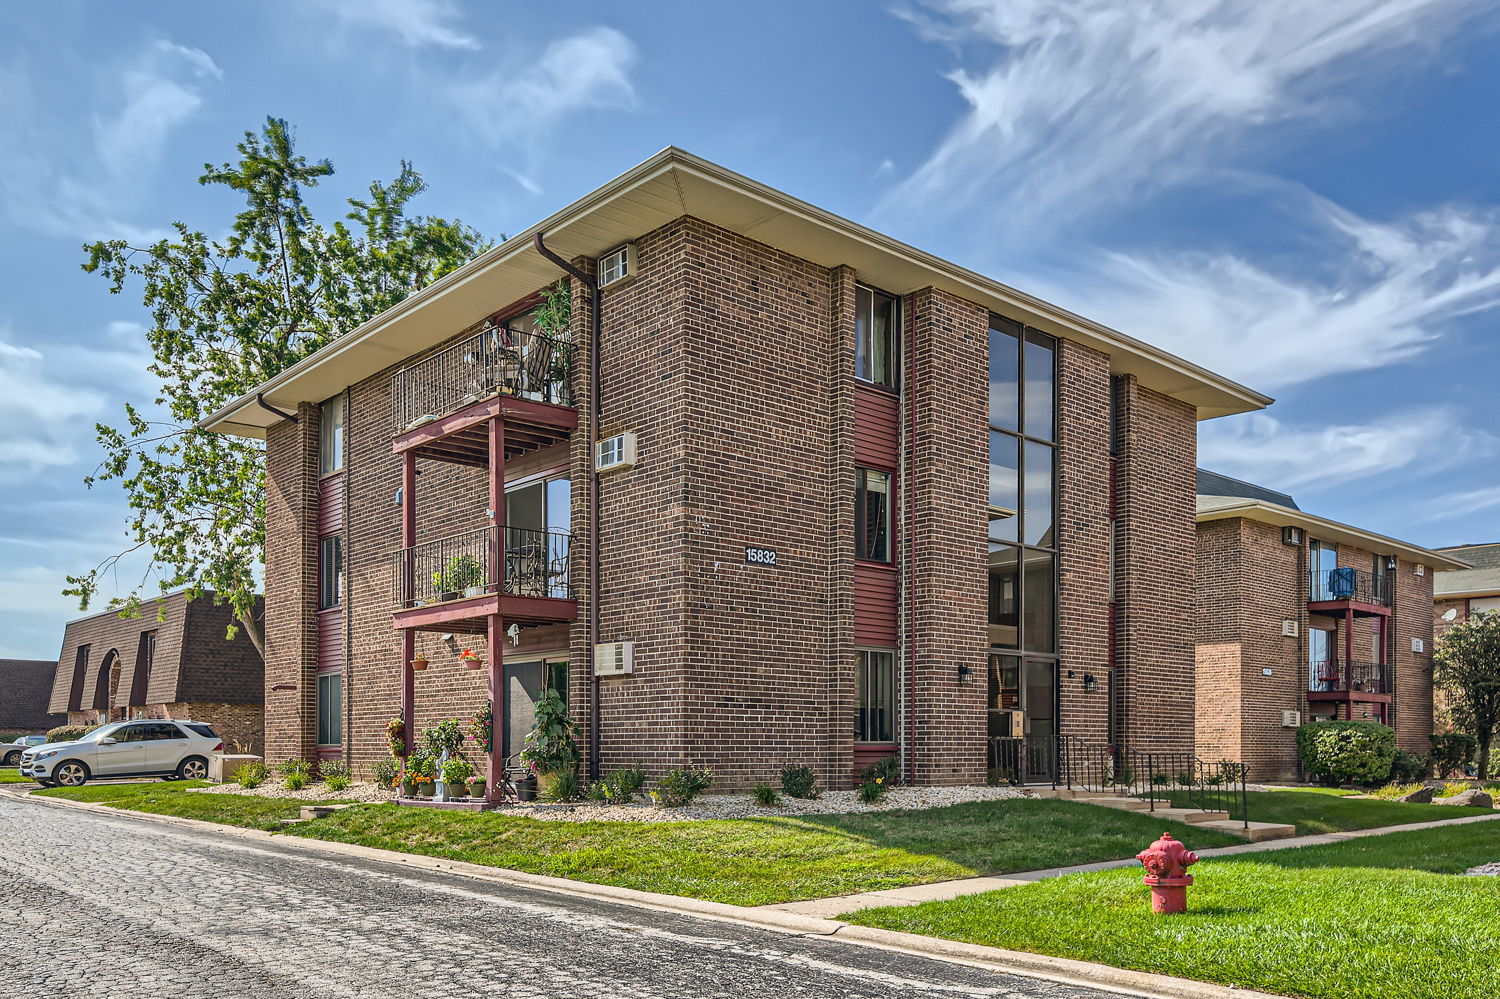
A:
[855, 285, 900, 388]
[855, 467, 892, 563]
[317, 672, 343, 746]
[129, 630, 157, 706]
[319, 394, 344, 476]
[855, 649, 895, 743]
[988, 316, 1057, 655]
[319, 535, 344, 609]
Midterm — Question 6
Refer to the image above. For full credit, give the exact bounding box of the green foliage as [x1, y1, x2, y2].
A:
[858, 778, 890, 804]
[532, 279, 572, 339]
[1390, 749, 1431, 784]
[860, 755, 902, 786]
[233, 761, 268, 788]
[655, 765, 715, 807]
[321, 759, 351, 791]
[539, 767, 582, 803]
[469, 701, 493, 754]
[432, 554, 485, 592]
[371, 756, 400, 791]
[1297, 721, 1396, 785]
[1438, 781, 1475, 799]
[779, 764, 820, 800]
[752, 783, 780, 807]
[401, 751, 436, 786]
[46, 725, 94, 743]
[1429, 733, 1477, 778]
[440, 756, 474, 787]
[0, 733, 24, 745]
[589, 765, 647, 804]
[1370, 782, 1424, 800]
[280, 758, 312, 791]
[520, 689, 577, 775]
[63, 117, 490, 650]
[1434, 609, 1500, 781]
[422, 718, 466, 761]
[386, 716, 406, 757]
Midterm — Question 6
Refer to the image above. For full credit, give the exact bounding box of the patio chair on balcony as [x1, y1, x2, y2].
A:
[521, 334, 557, 403]
[1329, 566, 1356, 600]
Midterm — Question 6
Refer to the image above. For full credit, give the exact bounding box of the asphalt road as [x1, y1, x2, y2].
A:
[0, 788, 1121, 999]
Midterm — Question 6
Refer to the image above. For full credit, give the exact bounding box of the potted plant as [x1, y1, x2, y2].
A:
[459, 648, 484, 670]
[468, 774, 488, 800]
[386, 716, 406, 757]
[519, 689, 578, 800]
[450, 555, 487, 598]
[441, 756, 475, 796]
[405, 751, 437, 797]
[411, 654, 429, 672]
[431, 564, 459, 603]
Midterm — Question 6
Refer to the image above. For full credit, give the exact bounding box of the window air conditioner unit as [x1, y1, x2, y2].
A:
[1282, 710, 1302, 728]
[595, 431, 637, 473]
[599, 243, 639, 289]
[594, 641, 634, 677]
[1282, 526, 1304, 546]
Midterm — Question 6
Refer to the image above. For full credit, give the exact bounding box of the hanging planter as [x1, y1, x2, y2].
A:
[460, 649, 484, 670]
[411, 654, 429, 672]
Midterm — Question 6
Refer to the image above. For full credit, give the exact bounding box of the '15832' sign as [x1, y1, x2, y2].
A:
[744, 546, 778, 567]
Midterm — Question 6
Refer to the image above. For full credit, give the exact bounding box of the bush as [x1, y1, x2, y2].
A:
[371, 756, 400, 792]
[0, 732, 24, 745]
[1371, 782, 1424, 800]
[655, 765, 714, 806]
[1296, 721, 1396, 785]
[1438, 780, 1474, 799]
[233, 761, 268, 789]
[321, 759, 352, 791]
[1429, 733, 1477, 778]
[47, 725, 93, 743]
[779, 764, 820, 800]
[1389, 749, 1430, 784]
[752, 783, 779, 807]
[539, 767, 581, 803]
[860, 755, 901, 786]
[591, 765, 647, 804]
[439, 757, 474, 788]
[857, 778, 889, 804]
[280, 759, 312, 791]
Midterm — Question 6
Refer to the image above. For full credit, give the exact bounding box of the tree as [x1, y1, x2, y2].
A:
[65, 117, 490, 654]
[1433, 609, 1500, 780]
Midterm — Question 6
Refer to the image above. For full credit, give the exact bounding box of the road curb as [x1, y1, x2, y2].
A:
[9, 787, 1292, 999]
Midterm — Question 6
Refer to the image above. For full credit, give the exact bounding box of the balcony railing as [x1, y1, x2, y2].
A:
[1309, 567, 1391, 606]
[1310, 659, 1390, 695]
[391, 526, 573, 609]
[392, 325, 571, 431]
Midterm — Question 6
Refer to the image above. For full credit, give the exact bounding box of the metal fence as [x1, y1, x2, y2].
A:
[391, 526, 573, 609]
[1309, 567, 1391, 606]
[1310, 658, 1389, 694]
[391, 326, 571, 430]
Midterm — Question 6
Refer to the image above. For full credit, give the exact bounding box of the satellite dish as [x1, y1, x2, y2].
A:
[1442, 608, 1459, 622]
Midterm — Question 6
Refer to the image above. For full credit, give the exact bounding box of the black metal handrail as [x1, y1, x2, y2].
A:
[1309, 567, 1390, 606]
[391, 526, 573, 609]
[391, 325, 571, 430]
[1310, 659, 1390, 694]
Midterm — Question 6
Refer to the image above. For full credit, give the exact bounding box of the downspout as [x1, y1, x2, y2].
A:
[533, 232, 603, 780]
[257, 394, 299, 424]
[903, 295, 917, 785]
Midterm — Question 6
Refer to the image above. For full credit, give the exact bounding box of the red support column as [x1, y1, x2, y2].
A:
[486, 415, 506, 801]
[1343, 607, 1354, 689]
[401, 451, 417, 753]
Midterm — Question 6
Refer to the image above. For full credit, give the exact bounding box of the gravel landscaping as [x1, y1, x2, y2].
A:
[191, 781, 1031, 820]
[1465, 862, 1500, 876]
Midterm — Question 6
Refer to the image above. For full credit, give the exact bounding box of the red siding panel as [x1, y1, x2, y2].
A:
[854, 386, 900, 648]
[854, 563, 899, 645]
[316, 609, 343, 672]
[318, 475, 344, 534]
[854, 386, 899, 469]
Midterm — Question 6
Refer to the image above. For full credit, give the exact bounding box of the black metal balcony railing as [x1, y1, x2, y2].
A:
[1310, 659, 1390, 695]
[391, 526, 573, 609]
[391, 325, 571, 431]
[1309, 567, 1391, 606]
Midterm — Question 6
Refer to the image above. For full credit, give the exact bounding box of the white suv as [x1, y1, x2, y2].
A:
[19, 720, 222, 787]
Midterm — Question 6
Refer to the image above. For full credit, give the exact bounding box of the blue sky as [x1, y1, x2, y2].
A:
[2, 0, 1499, 659]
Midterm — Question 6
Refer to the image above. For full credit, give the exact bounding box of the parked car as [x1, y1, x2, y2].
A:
[19, 720, 221, 787]
[1, 735, 46, 767]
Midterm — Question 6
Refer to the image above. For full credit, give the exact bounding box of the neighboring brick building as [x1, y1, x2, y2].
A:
[0, 659, 66, 734]
[1195, 471, 1468, 781]
[202, 148, 1273, 792]
[46, 591, 265, 755]
[1431, 542, 1500, 732]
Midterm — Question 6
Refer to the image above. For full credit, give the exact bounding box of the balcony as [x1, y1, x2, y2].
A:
[1308, 567, 1391, 616]
[390, 525, 577, 633]
[1308, 659, 1391, 700]
[390, 325, 576, 466]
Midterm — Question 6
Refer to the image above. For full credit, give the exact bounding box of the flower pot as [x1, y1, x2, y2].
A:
[439, 591, 459, 603]
[469, 783, 488, 800]
[464, 586, 485, 598]
[515, 777, 537, 802]
[415, 781, 435, 797]
[400, 782, 416, 798]
[411, 656, 429, 672]
[449, 781, 470, 798]
[462, 657, 484, 671]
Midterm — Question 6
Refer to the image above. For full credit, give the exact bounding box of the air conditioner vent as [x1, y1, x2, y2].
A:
[1282, 710, 1302, 728]
[594, 641, 634, 677]
[1282, 620, 1298, 637]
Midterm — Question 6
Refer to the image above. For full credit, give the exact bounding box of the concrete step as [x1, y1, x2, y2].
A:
[1197, 819, 1298, 842]
[1073, 796, 1149, 812]
[1143, 806, 1231, 824]
[299, 804, 353, 821]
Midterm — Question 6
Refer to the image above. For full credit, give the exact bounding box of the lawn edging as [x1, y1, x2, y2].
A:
[11, 786, 1292, 999]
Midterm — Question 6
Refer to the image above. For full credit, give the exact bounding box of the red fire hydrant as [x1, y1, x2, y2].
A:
[1136, 832, 1198, 915]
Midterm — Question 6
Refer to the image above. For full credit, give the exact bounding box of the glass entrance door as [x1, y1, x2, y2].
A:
[987, 654, 1058, 782]
[502, 658, 569, 760]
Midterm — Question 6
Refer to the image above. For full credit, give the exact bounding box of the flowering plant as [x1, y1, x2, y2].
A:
[386, 716, 406, 757]
[401, 752, 436, 784]
[459, 648, 481, 662]
[469, 701, 493, 754]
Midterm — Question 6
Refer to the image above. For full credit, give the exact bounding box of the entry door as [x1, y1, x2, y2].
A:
[503, 658, 569, 760]
[1021, 659, 1057, 782]
[95, 724, 148, 775]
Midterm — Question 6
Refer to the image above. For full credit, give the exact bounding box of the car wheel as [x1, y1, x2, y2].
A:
[2, 751, 19, 767]
[53, 761, 90, 787]
[177, 756, 209, 781]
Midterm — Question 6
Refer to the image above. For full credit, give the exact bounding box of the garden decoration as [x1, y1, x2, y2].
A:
[386, 715, 406, 757]
[1137, 832, 1198, 914]
[469, 701, 493, 754]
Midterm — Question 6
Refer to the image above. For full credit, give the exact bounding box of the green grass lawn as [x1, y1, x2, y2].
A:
[278, 797, 1244, 906]
[0, 770, 37, 784]
[846, 822, 1500, 999]
[1153, 788, 1494, 834]
[36, 781, 327, 831]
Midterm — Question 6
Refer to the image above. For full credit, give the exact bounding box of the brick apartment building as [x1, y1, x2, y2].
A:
[0, 658, 65, 735]
[202, 148, 1273, 792]
[47, 591, 265, 754]
[1194, 470, 1468, 781]
[1432, 542, 1500, 732]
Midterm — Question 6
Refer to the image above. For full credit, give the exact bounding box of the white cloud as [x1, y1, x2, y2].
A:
[93, 41, 222, 178]
[1199, 407, 1496, 493]
[0, 332, 105, 473]
[882, 0, 1487, 230]
[453, 27, 638, 147]
[1418, 484, 1500, 521]
[323, 0, 479, 50]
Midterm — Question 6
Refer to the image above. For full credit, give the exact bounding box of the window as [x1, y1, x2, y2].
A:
[319, 535, 344, 609]
[129, 631, 156, 706]
[319, 394, 344, 476]
[317, 672, 343, 746]
[185, 723, 217, 739]
[855, 468, 892, 562]
[855, 650, 895, 743]
[143, 722, 185, 741]
[855, 285, 900, 388]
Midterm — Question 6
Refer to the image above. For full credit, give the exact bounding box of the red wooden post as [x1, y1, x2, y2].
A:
[401, 451, 417, 754]
[1344, 606, 1354, 693]
[486, 415, 506, 801]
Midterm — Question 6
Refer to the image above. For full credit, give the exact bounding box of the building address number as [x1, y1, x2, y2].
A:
[744, 546, 778, 566]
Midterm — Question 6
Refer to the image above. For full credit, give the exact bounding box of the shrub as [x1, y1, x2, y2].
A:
[860, 756, 901, 786]
[1296, 721, 1396, 785]
[857, 778, 890, 804]
[47, 725, 93, 743]
[439, 756, 474, 788]
[0, 732, 24, 745]
[752, 783, 779, 807]
[656, 765, 714, 806]
[371, 756, 400, 792]
[539, 767, 581, 803]
[1370, 782, 1423, 800]
[779, 764, 820, 800]
[1389, 749, 1430, 784]
[1429, 733, 1477, 778]
[592, 765, 647, 804]
[1438, 780, 1474, 799]
[321, 759, 352, 792]
[233, 761, 268, 789]
[280, 759, 312, 791]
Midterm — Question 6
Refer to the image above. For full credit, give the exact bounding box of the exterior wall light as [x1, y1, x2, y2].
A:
[957, 665, 974, 683]
[1083, 673, 1099, 693]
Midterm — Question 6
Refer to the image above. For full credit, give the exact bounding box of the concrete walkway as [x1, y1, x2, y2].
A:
[763, 810, 1500, 918]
